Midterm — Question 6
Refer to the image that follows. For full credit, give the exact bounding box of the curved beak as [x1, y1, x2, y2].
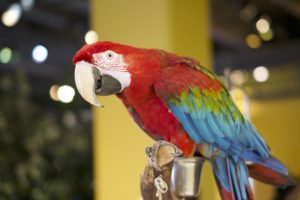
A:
[74, 61, 122, 107]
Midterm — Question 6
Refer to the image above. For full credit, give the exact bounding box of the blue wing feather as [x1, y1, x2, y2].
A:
[166, 87, 270, 163]
[168, 103, 201, 143]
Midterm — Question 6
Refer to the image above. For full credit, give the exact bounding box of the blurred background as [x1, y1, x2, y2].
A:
[0, 0, 93, 199]
[0, 0, 300, 200]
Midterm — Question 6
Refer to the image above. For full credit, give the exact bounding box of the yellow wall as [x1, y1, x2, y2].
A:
[251, 97, 300, 200]
[90, 0, 216, 200]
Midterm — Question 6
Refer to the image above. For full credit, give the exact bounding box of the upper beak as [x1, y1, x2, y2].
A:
[74, 61, 122, 107]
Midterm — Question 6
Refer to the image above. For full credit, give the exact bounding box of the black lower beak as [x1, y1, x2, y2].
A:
[93, 68, 122, 96]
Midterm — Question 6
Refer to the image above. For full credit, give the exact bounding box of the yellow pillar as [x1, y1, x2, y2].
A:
[90, 1, 216, 199]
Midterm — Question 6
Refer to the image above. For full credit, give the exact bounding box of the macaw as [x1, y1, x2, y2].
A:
[73, 41, 294, 200]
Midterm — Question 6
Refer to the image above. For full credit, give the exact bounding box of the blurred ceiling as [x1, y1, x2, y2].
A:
[211, 0, 300, 99]
[0, 0, 88, 104]
[0, 0, 300, 102]
[212, 0, 300, 71]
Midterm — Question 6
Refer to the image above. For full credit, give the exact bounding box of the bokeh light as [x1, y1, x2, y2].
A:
[239, 4, 257, 22]
[253, 66, 269, 82]
[63, 111, 77, 128]
[84, 30, 99, 44]
[259, 29, 273, 41]
[49, 85, 59, 101]
[57, 85, 75, 103]
[1, 3, 22, 27]
[21, 0, 35, 11]
[0, 47, 13, 64]
[246, 34, 261, 49]
[230, 87, 251, 120]
[32, 45, 48, 63]
[230, 70, 248, 85]
[256, 18, 270, 34]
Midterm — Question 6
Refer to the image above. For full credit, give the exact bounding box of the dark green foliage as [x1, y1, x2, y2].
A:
[0, 72, 93, 200]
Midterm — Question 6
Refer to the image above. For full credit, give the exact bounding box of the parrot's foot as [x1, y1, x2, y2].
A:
[145, 141, 183, 171]
[141, 141, 182, 200]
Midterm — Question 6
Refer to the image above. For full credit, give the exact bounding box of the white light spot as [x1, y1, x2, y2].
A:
[1, 3, 22, 27]
[85, 30, 99, 44]
[256, 18, 270, 34]
[57, 85, 75, 103]
[32, 45, 48, 63]
[253, 66, 269, 82]
[0, 47, 13, 63]
[21, 0, 35, 11]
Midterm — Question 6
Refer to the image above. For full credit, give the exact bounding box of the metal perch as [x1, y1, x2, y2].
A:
[140, 141, 205, 200]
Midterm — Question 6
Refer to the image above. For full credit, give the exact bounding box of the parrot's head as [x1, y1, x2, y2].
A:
[73, 41, 162, 107]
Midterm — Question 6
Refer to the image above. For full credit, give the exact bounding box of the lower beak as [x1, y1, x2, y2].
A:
[74, 61, 122, 107]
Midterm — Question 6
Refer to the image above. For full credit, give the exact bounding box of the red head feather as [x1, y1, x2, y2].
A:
[73, 41, 139, 64]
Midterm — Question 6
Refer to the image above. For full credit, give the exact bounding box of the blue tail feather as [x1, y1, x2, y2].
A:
[210, 154, 253, 200]
[259, 155, 288, 175]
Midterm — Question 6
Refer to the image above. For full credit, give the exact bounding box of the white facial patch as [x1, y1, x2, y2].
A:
[93, 50, 131, 91]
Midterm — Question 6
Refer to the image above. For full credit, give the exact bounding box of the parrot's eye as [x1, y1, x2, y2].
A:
[104, 50, 116, 60]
